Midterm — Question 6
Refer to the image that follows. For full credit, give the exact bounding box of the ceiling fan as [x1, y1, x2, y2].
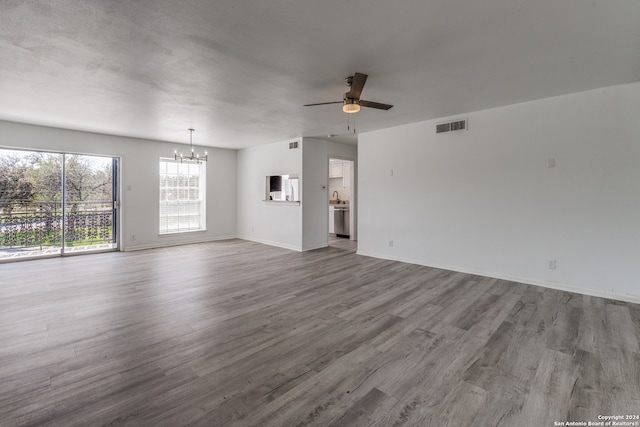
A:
[303, 72, 393, 114]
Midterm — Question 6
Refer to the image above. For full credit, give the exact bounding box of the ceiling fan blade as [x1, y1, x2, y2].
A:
[360, 100, 393, 110]
[347, 72, 368, 99]
[303, 101, 343, 107]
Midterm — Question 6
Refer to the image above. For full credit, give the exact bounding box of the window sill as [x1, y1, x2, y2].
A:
[262, 200, 300, 205]
[159, 229, 207, 237]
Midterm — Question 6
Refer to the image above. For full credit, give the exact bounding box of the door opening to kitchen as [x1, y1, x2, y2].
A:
[328, 157, 356, 250]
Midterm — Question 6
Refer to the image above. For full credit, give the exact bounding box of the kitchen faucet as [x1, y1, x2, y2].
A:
[332, 190, 340, 201]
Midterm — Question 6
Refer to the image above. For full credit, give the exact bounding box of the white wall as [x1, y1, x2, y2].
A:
[235, 137, 356, 251]
[236, 138, 303, 250]
[0, 120, 237, 251]
[302, 138, 357, 250]
[358, 82, 640, 302]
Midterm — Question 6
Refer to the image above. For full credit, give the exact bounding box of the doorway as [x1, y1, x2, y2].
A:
[328, 157, 356, 249]
[0, 148, 119, 261]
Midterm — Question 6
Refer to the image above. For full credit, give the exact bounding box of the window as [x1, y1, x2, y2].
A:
[159, 159, 206, 234]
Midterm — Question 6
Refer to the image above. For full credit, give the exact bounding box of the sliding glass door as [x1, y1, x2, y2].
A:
[0, 150, 63, 258]
[0, 149, 118, 260]
[63, 154, 117, 254]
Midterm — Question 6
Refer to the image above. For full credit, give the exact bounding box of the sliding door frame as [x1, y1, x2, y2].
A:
[61, 152, 121, 256]
[0, 147, 121, 261]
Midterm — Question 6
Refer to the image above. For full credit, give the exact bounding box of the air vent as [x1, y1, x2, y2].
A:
[289, 141, 299, 149]
[436, 119, 467, 134]
[436, 123, 450, 133]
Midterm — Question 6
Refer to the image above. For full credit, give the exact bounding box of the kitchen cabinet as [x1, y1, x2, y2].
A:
[342, 162, 351, 189]
[329, 206, 335, 234]
[330, 161, 351, 189]
[329, 162, 343, 178]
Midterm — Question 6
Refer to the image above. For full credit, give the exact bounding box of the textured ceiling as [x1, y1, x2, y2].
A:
[1, 0, 639, 149]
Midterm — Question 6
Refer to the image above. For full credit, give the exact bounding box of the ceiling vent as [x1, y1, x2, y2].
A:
[289, 141, 299, 149]
[436, 119, 467, 134]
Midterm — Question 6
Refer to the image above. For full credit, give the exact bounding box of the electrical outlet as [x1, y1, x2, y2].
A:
[388, 240, 394, 247]
[548, 260, 557, 270]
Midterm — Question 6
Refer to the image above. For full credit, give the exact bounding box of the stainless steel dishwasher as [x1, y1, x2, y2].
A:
[334, 206, 349, 238]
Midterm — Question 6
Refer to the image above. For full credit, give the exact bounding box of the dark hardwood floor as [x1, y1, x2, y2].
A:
[0, 239, 638, 426]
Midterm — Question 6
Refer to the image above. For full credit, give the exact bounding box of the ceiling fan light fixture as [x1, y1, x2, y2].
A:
[343, 98, 360, 114]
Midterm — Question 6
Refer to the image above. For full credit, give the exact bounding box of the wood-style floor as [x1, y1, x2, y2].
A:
[328, 235, 357, 251]
[1, 239, 639, 426]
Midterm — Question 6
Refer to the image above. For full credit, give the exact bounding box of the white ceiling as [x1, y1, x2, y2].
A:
[1, 0, 639, 149]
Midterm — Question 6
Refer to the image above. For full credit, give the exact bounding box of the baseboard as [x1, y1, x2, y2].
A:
[227, 236, 326, 252]
[125, 235, 237, 252]
[236, 236, 303, 252]
[356, 250, 640, 305]
[302, 242, 329, 251]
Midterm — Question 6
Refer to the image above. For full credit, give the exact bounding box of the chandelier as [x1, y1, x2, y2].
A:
[174, 128, 207, 163]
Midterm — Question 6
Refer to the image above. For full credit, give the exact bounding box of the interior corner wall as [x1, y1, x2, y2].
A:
[301, 138, 357, 251]
[357, 82, 640, 302]
[236, 138, 303, 251]
[0, 120, 237, 251]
